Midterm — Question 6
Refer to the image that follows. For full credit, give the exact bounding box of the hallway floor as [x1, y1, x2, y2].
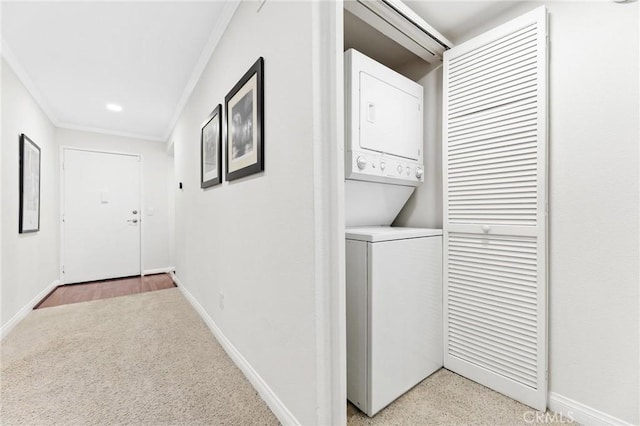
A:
[1, 288, 277, 425]
[36, 273, 176, 309]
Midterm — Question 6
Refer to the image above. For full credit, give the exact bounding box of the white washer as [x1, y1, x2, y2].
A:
[346, 226, 443, 417]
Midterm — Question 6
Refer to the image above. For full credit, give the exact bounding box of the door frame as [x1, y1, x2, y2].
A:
[59, 146, 144, 285]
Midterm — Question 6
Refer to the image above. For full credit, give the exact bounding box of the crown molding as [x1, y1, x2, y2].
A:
[2, 1, 240, 144]
[161, 0, 241, 141]
[1, 38, 60, 126]
[2, 39, 164, 143]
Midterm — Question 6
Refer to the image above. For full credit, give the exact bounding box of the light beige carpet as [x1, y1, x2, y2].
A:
[1, 288, 278, 425]
[347, 369, 575, 426]
[3, 288, 575, 426]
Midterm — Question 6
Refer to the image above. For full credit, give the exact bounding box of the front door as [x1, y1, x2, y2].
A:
[62, 148, 141, 284]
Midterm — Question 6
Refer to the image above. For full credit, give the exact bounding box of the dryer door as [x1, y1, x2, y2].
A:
[359, 71, 422, 160]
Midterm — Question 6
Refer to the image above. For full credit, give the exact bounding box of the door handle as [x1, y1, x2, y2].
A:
[127, 219, 139, 224]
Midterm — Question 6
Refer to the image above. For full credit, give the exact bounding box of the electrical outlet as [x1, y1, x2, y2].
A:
[219, 292, 225, 310]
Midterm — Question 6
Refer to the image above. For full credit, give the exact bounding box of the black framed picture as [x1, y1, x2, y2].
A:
[201, 104, 223, 188]
[19, 133, 41, 233]
[225, 57, 264, 181]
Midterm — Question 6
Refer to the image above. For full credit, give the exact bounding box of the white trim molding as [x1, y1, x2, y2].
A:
[142, 267, 175, 276]
[2, 2, 242, 146]
[310, 1, 347, 425]
[162, 0, 240, 141]
[170, 272, 300, 425]
[1, 279, 59, 340]
[549, 392, 635, 426]
[0, 43, 166, 143]
[0, 39, 59, 125]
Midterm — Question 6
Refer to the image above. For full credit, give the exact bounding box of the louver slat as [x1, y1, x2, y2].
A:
[449, 24, 535, 67]
[450, 136, 537, 156]
[449, 64, 537, 99]
[449, 28, 536, 79]
[449, 47, 537, 90]
[449, 319, 536, 352]
[449, 100, 536, 131]
[447, 24, 538, 226]
[449, 143, 536, 163]
[449, 78, 537, 113]
[447, 233, 538, 389]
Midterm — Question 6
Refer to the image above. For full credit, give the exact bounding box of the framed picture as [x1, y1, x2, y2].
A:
[19, 133, 41, 233]
[225, 57, 264, 181]
[201, 104, 223, 188]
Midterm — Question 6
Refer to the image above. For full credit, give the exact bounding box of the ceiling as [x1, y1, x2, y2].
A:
[1, 1, 238, 142]
[1, 1, 523, 143]
[403, 1, 526, 44]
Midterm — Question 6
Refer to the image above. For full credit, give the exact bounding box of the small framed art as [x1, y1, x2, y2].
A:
[201, 104, 222, 188]
[19, 133, 41, 233]
[225, 57, 264, 181]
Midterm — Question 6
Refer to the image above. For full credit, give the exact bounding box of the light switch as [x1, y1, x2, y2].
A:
[100, 190, 109, 204]
[147, 207, 155, 216]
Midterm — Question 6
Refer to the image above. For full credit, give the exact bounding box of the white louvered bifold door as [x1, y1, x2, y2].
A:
[443, 6, 548, 410]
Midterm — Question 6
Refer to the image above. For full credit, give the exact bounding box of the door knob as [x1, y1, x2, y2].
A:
[132, 210, 138, 214]
[127, 219, 138, 223]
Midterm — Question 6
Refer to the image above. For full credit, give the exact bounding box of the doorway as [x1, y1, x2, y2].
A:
[61, 148, 142, 284]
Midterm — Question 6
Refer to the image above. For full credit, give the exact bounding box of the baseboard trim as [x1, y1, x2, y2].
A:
[170, 272, 299, 425]
[1, 279, 60, 340]
[142, 267, 175, 276]
[549, 392, 634, 426]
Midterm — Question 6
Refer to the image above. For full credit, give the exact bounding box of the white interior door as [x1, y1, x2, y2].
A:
[443, 7, 547, 410]
[62, 148, 141, 284]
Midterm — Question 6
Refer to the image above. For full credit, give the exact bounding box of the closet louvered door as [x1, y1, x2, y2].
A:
[443, 6, 547, 410]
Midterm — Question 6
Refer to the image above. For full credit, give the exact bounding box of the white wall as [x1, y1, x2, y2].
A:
[396, 2, 640, 424]
[56, 128, 173, 272]
[1, 58, 58, 329]
[169, 2, 338, 424]
[544, 4, 638, 423]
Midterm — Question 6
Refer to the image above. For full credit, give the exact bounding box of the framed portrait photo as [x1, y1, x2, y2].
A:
[225, 57, 264, 181]
[19, 133, 41, 233]
[201, 104, 223, 188]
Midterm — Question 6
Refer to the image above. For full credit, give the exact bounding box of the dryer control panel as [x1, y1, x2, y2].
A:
[348, 151, 424, 185]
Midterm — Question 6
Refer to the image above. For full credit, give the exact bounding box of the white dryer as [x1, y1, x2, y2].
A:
[344, 48, 424, 228]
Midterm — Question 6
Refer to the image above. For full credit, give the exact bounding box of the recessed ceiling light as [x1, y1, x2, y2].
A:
[106, 103, 123, 112]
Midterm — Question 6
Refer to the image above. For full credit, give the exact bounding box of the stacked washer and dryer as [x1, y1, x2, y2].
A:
[344, 49, 443, 417]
